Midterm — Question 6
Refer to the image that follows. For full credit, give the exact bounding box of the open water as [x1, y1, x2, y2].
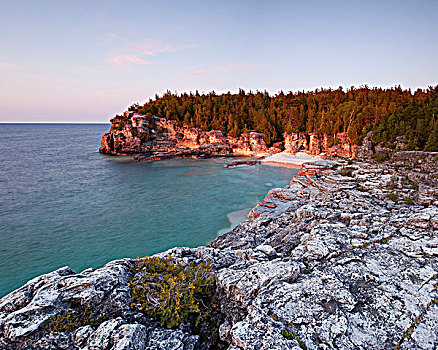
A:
[0, 124, 297, 297]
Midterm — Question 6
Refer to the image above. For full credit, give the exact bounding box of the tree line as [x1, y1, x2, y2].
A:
[128, 85, 438, 151]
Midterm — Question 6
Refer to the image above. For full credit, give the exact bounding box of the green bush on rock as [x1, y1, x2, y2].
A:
[372, 153, 389, 163]
[340, 167, 355, 177]
[129, 255, 216, 329]
[44, 306, 108, 333]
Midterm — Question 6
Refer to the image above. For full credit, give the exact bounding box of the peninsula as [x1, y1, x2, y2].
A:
[100, 86, 438, 163]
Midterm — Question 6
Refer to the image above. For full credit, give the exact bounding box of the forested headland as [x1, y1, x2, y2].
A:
[127, 85, 438, 151]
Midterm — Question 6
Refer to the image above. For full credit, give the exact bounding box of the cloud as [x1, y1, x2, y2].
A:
[107, 54, 155, 68]
[0, 62, 18, 70]
[131, 42, 196, 56]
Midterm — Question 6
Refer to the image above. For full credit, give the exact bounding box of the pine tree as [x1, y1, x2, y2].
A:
[424, 120, 438, 151]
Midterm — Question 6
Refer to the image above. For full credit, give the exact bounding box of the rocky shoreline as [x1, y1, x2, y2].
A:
[99, 111, 268, 161]
[1, 153, 437, 349]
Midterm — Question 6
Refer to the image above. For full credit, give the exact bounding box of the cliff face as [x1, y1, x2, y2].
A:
[1, 159, 437, 350]
[100, 111, 363, 161]
[283, 132, 359, 158]
[100, 111, 267, 161]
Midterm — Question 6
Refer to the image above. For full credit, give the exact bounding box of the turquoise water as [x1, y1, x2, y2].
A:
[0, 124, 297, 297]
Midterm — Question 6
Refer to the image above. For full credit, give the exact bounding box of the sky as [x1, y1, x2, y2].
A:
[0, 0, 437, 123]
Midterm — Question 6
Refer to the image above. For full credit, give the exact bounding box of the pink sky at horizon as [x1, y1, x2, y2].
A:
[1, 0, 437, 123]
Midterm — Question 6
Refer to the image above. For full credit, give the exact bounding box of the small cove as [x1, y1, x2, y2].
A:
[0, 124, 297, 296]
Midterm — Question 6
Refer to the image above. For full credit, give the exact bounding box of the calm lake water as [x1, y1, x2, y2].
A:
[0, 124, 297, 297]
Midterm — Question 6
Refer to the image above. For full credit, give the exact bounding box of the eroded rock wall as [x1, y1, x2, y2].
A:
[283, 132, 359, 158]
[100, 111, 267, 160]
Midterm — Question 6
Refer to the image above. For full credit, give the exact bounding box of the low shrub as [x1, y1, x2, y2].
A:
[282, 329, 307, 349]
[401, 176, 409, 187]
[340, 167, 355, 177]
[387, 177, 398, 190]
[404, 195, 415, 205]
[387, 192, 398, 202]
[44, 306, 108, 333]
[372, 153, 389, 163]
[282, 329, 294, 340]
[129, 255, 216, 329]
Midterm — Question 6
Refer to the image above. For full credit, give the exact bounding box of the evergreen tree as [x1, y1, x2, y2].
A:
[424, 120, 438, 151]
[134, 85, 438, 148]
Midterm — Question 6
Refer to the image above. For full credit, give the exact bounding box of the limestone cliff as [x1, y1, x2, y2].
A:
[283, 132, 359, 158]
[100, 111, 267, 161]
[100, 110, 365, 161]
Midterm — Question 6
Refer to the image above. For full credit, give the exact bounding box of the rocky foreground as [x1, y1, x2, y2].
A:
[1, 158, 438, 349]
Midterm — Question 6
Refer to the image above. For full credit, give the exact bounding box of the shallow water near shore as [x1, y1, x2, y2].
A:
[0, 124, 297, 297]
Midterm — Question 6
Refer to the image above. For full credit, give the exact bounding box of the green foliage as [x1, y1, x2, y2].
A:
[372, 153, 389, 163]
[340, 167, 355, 177]
[387, 177, 398, 190]
[44, 306, 108, 333]
[129, 85, 438, 148]
[282, 329, 307, 349]
[404, 195, 415, 206]
[387, 192, 398, 202]
[401, 177, 409, 187]
[424, 120, 438, 151]
[129, 256, 215, 329]
[282, 329, 294, 340]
